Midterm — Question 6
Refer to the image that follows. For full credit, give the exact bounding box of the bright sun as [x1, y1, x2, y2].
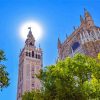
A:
[20, 21, 43, 41]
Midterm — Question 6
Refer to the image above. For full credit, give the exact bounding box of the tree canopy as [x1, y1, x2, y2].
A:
[22, 54, 100, 100]
[0, 50, 9, 90]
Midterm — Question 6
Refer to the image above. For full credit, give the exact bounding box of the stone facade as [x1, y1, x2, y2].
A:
[17, 27, 43, 100]
[58, 9, 100, 60]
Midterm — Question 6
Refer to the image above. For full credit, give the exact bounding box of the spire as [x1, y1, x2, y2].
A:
[84, 8, 87, 13]
[58, 37, 61, 49]
[73, 26, 76, 30]
[66, 33, 68, 38]
[84, 8, 91, 18]
[80, 15, 84, 23]
[58, 37, 61, 44]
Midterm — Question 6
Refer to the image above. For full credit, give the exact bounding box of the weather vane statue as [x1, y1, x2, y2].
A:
[28, 27, 31, 31]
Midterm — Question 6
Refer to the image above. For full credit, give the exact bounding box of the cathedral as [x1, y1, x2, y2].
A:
[17, 9, 100, 100]
[17, 27, 42, 100]
[58, 9, 100, 60]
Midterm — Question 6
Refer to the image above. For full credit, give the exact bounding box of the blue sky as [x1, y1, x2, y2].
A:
[0, 0, 100, 100]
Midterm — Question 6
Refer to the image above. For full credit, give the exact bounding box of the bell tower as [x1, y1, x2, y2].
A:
[17, 27, 43, 100]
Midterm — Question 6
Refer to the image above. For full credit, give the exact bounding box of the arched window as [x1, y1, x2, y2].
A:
[26, 52, 28, 56]
[72, 42, 80, 51]
[38, 55, 41, 59]
[32, 51, 34, 57]
[36, 54, 37, 59]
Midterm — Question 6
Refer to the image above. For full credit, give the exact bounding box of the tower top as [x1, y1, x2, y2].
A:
[25, 27, 35, 47]
[27, 27, 33, 38]
[28, 27, 31, 31]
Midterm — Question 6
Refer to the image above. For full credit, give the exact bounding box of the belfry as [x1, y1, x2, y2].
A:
[17, 27, 42, 100]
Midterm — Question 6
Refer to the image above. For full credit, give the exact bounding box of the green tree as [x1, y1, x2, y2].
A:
[0, 50, 9, 90]
[22, 54, 100, 100]
[22, 91, 35, 100]
[22, 90, 43, 100]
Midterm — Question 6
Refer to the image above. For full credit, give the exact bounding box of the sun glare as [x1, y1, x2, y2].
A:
[20, 21, 43, 41]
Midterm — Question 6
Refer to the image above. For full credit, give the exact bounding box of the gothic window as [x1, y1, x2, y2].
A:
[36, 54, 37, 59]
[32, 76, 34, 78]
[32, 51, 34, 57]
[72, 42, 80, 51]
[26, 52, 28, 56]
[32, 83, 34, 87]
[38, 55, 41, 59]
